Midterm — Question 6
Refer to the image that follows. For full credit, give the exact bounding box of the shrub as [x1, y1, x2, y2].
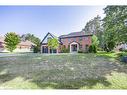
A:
[61, 46, 69, 53]
[122, 50, 127, 52]
[97, 47, 103, 51]
[89, 45, 97, 53]
[78, 50, 83, 53]
[33, 46, 40, 53]
[89, 45, 93, 53]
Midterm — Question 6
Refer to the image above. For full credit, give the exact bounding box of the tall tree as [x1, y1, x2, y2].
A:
[21, 33, 41, 53]
[4, 32, 20, 52]
[82, 15, 104, 48]
[103, 6, 127, 51]
[21, 33, 40, 46]
[48, 38, 59, 53]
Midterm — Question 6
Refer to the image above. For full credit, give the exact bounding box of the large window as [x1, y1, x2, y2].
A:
[79, 37, 82, 41]
[79, 45, 82, 49]
[73, 38, 76, 42]
[68, 38, 71, 43]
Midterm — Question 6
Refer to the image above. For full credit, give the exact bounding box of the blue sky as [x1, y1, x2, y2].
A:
[0, 6, 105, 40]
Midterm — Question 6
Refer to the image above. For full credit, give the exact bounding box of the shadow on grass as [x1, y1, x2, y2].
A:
[0, 53, 127, 89]
[32, 77, 111, 89]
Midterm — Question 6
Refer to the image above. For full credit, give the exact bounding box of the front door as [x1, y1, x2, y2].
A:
[42, 46, 48, 53]
[72, 44, 77, 52]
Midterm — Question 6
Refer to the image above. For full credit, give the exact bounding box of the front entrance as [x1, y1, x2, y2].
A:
[70, 42, 79, 53]
[71, 44, 77, 52]
[42, 46, 48, 53]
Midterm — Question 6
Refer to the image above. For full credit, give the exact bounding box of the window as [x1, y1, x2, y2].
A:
[68, 38, 71, 43]
[79, 45, 82, 49]
[79, 37, 82, 41]
[73, 38, 76, 41]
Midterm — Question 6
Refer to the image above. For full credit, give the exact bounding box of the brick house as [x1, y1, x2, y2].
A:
[41, 31, 92, 53]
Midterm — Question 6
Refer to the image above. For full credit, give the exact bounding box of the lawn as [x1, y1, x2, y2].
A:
[0, 52, 127, 89]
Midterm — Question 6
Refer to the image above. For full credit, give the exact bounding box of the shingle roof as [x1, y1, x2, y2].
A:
[59, 31, 92, 38]
[18, 40, 36, 46]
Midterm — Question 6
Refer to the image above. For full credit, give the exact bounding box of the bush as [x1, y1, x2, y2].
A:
[61, 46, 69, 53]
[89, 45, 93, 53]
[122, 50, 127, 52]
[78, 50, 83, 53]
[97, 47, 103, 51]
[33, 46, 40, 53]
[89, 45, 97, 53]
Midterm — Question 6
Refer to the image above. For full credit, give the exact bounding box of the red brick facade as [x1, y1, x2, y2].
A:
[41, 32, 92, 53]
[60, 36, 92, 51]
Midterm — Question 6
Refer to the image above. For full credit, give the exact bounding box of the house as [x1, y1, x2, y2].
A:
[0, 36, 5, 52]
[0, 36, 35, 52]
[114, 43, 127, 51]
[40, 31, 92, 53]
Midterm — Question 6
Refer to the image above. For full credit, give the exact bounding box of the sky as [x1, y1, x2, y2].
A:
[0, 6, 106, 40]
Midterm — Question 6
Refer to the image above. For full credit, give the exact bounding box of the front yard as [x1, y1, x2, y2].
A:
[0, 52, 127, 89]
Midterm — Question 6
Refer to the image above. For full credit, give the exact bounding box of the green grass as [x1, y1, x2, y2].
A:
[0, 52, 127, 89]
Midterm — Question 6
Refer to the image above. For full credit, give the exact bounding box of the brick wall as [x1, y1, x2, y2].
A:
[60, 36, 92, 51]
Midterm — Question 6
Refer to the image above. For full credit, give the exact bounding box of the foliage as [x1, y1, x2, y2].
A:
[89, 45, 97, 53]
[33, 46, 40, 53]
[4, 32, 20, 52]
[48, 38, 59, 53]
[92, 35, 99, 47]
[82, 15, 104, 48]
[103, 6, 127, 52]
[89, 45, 93, 53]
[21, 33, 41, 53]
[89, 35, 99, 53]
[61, 45, 69, 53]
[78, 50, 84, 53]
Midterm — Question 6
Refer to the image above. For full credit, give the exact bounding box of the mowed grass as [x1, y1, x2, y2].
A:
[0, 52, 127, 89]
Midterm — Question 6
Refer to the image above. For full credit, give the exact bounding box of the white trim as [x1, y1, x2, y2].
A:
[70, 42, 79, 53]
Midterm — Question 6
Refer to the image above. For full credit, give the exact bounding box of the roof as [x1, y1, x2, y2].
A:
[59, 31, 92, 38]
[18, 40, 36, 46]
[41, 32, 62, 44]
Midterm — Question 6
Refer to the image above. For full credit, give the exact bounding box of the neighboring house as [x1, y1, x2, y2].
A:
[0, 36, 5, 52]
[15, 40, 35, 52]
[0, 36, 35, 52]
[115, 43, 127, 51]
[40, 31, 92, 53]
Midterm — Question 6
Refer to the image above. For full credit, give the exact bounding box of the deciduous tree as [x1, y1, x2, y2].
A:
[4, 32, 20, 52]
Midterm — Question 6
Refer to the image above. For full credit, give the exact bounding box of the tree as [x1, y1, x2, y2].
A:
[103, 6, 127, 52]
[47, 38, 59, 53]
[21, 33, 41, 53]
[4, 32, 20, 52]
[82, 15, 104, 48]
[89, 35, 99, 53]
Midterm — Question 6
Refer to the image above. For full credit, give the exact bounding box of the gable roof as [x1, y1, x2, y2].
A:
[41, 32, 62, 44]
[59, 31, 92, 38]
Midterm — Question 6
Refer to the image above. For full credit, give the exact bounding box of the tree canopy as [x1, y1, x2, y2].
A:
[103, 6, 127, 51]
[48, 38, 59, 53]
[4, 32, 20, 52]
